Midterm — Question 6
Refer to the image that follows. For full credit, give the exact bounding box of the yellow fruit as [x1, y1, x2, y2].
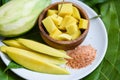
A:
[79, 18, 88, 29]
[57, 33, 72, 41]
[47, 9, 58, 16]
[50, 29, 62, 40]
[58, 3, 73, 16]
[50, 14, 63, 26]
[0, 46, 69, 74]
[17, 38, 71, 59]
[42, 16, 58, 34]
[2, 39, 29, 50]
[66, 23, 81, 40]
[59, 15, 78, 30]
[72, 6, 81, 20]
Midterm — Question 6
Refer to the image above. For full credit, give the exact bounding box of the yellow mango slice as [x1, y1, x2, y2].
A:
[59, 15, 78, 30]
[57, 33, 72, 41]
[42, 16, 58, 34]
[47, 9, 58, 16]
[66, 23, 81, 40]
[0, 46, 69, 74]
[2, 39, 29, 50]
[51, 14, 63, 26]
[17, 38, 71, 59]
[72, 6, 81, 20]
[58, 3, 73, 16]
[79, 18, 88, 29]
[50, 29, 62, 40]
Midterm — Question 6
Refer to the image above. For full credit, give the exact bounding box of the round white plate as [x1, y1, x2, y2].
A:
[0, 0, 108, 80]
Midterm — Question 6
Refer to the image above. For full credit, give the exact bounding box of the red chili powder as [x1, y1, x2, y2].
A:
[66, 45, 96, 69]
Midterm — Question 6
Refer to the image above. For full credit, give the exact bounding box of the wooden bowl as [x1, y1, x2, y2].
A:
[38, 2, 89, 50]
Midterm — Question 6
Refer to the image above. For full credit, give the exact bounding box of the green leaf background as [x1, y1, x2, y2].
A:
[0, 0, 120, 80]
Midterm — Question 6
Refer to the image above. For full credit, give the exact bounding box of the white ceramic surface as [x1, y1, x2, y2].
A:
[0, 0, 108, 80]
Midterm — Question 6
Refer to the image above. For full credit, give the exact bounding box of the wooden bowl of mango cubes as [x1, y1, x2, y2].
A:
[38, 2, 89, 50]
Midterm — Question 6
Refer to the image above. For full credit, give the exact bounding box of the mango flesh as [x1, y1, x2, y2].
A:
[42, 16, 58, 34]
[79, 18, 88, 29]
[66, 23, 81, 40]
[50, 29, 62, 40]
[59, 15, 78, 30]
[72, 7, 81, 20]
[2, 39, 29, 50]
[50, 14, 63, 26]
[47, 10, 58, 16]
[42, 3, 88, 41]
[17, 38, 71, 59]
[0, 46, 69, 74]
[58, 3, 73, 17]
[57, 33, 72, 41]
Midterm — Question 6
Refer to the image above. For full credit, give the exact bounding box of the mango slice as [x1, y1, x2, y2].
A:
[66, 23, 81, 40]
[0, 46, 69, 74]
[72, 6, 81, 20]
[50, 14, 63, 26]
[57, 33, 72, 41]
[2, 39, 29, 50]
[58, 3, 73, 16]
[59, 15, 78, 30]
[17, 38, 71, 59]
[42, 16, 58, 34]
[47, 10, 58, 16]
[79, 18, 88, 29]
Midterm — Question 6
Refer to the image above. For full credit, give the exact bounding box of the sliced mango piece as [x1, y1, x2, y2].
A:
[2, 39, 29, 50]
[57, 33, 72, 41]
[66, 23, 81, 40]
[79, 18, 88, 29]
[72, 6, 81, 20]
[59, 15, 78, 30]
[50, 14, 63, 26]
[17, 38, 71, 59]
[0, 46, 69, 74]
[47, 9, 58, 16]
[58, 3, 73, 16]
[42, 16, 58, 34]
[50, 29, 62, 40]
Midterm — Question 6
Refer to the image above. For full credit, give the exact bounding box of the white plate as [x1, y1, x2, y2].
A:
[0, 0, 108, 80]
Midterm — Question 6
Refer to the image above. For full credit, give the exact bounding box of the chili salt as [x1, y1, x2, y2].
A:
[66, 45, 96, 69]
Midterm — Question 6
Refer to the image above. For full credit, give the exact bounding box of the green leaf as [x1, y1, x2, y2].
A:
[82, 0, 120, 80]
[4, 61, 23, 73]
[0, 58, 24, 80]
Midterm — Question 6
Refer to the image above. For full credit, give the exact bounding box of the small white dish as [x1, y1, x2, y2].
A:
[0, 0, 108, 80]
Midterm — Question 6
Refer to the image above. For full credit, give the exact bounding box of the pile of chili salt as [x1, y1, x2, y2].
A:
[66, 45, 96, 69]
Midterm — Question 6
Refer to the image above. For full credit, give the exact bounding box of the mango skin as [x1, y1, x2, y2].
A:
[0, 46, 69, 74]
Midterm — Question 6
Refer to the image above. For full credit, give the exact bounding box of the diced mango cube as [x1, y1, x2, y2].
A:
[42, 16, 58, 34]
[57, 33, 72, 41]
[79, 18, 88, 29]
[58, 3, 73, 17]
[50, 29, 62, 40]
[59, 15, 78, 30]
[72, 6, 81, 20]
[66, 23, 81, 40]
[47, 10, 58, 16]
[50, 14, 63, 26]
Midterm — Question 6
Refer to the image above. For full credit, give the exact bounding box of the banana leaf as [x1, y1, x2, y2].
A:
[0, 0, 120, 80]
